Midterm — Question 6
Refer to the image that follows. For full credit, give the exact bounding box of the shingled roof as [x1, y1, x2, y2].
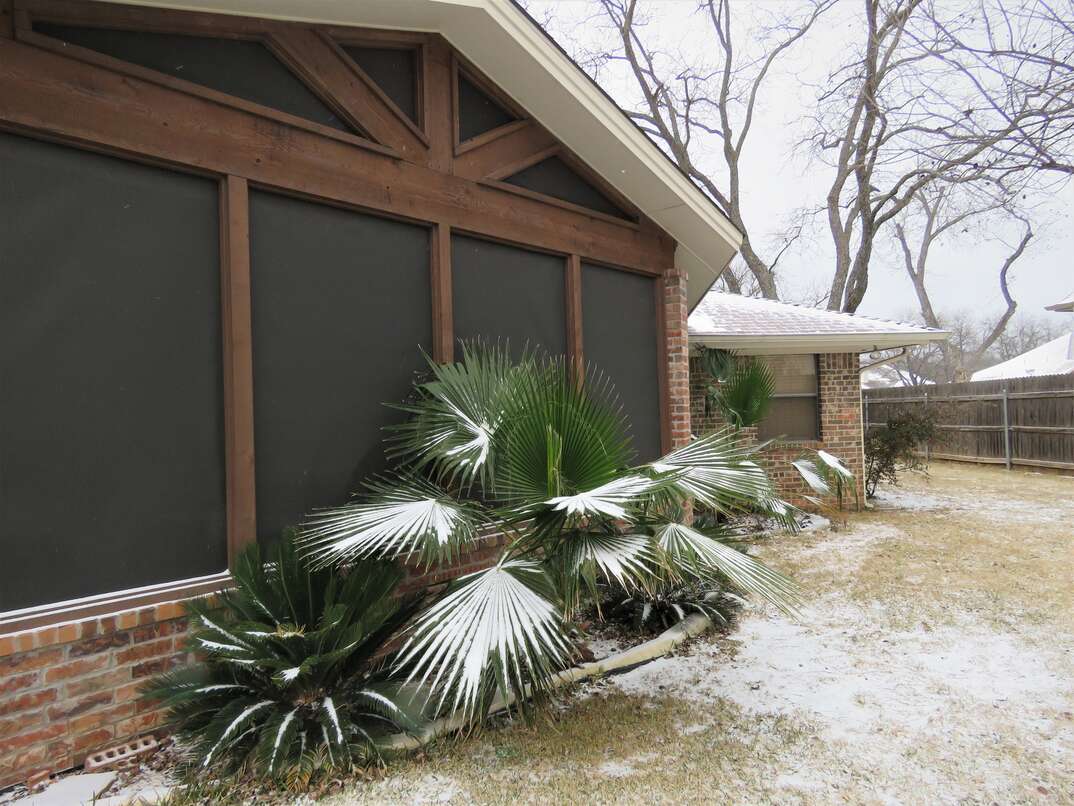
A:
[689, 291, 947, 354]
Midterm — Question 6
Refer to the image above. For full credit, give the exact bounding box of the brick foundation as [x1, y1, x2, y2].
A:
[0, 535, 512, 791]
[0, 602, 189, 789]
[690, 352, 866, 508]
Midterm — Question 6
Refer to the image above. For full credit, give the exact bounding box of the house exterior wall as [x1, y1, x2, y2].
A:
[0, 4, 696, 786]
[689, 352, 866, 508]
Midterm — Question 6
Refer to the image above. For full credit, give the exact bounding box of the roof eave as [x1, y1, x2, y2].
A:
[688, 331, 950, 355]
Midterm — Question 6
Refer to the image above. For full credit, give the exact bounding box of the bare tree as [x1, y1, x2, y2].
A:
[807, 0, 1069, 314]
[925, 0, 1074, 177]
[586, 0, 834, 298]
[893, 181, 1034, 378]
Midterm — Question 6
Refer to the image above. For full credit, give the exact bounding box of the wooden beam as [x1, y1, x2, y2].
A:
[0, 37, 673, 274]
[220, 175, 257, 562]
[431, 223, 454, 363]
[280, 28, 429, 156]
[424, 35, 454, 173]
[566, 254, 583, 384]
[454, 126, 557, 181]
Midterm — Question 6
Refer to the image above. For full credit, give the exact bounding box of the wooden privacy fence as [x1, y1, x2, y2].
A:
[863, 373, 1074, 471]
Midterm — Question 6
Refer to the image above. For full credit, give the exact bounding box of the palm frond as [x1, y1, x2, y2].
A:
[654, 522, 803, 617]
[396, 559, 571, 721]
[712, 358, 775, 428]
[544, 474, 660, 520]
[648, 429, 788, 519]
[495, 360, 633, 504]
[299, 475, 480, 567]
[386, 341, 523, 493]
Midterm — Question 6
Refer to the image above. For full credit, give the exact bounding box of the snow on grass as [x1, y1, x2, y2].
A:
[871, 483, 1074, 524]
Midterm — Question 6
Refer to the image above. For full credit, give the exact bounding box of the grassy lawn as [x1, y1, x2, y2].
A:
[332, 461, 1074, 805]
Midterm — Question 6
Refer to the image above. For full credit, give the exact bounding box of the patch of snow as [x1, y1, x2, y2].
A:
[606, 592, 1073, 758]
[584, 636, 626, 659]
[595, 753, 657, 779]
[872, 485, 1072, 525]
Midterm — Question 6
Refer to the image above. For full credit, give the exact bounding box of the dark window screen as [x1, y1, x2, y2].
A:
[249, 192, 431, 543]
[504, 157, 629, 220]
[457, 74, 517, 141]
[342, 45, 418, 123]
[581, 264, 662, 461]
[34, 23, 357, 134]
[0, 132, 226, 612]
[451, 236, 566, 359]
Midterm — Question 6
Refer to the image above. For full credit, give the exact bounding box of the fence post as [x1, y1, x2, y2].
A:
[1002, 386, 1012, 470]
[923, 391, 930, 463]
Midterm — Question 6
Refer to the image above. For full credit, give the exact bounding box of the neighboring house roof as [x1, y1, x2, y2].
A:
[688, 291, 948, 354]
[127, 0, 742, 308]
[970, 332, 1074, 381]
[1046, 291, 1074, 312]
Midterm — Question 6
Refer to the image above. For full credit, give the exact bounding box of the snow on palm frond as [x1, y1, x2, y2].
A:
[654, 522, 803, 618]
[817, 450, 854, 481]
[396, 559, 571, 721]
[545, 475, 658, 520]
[791, 458, 831, 497]
[649, 429, 791, 519]
[300, 476, 479, 567]
[388, 342, 524, 492]
[562, 532, 654, 590]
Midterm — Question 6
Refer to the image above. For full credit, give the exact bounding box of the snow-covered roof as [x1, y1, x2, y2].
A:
[688, 291, 948, 355]
[970, 332, 1074, 381]
[1046, 291, 1074, 312]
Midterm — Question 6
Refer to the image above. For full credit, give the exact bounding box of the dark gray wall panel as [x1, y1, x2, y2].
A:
[457, 74, 517, 142]
[249, 192, 431, 543]
[342, 45, 418, 123]
[582, 263, 661, 461]
[0, 132, 226, 612]
[451, 236, 566, 359]
[504, 157, 628, 220]
[35, 24, 356, 134]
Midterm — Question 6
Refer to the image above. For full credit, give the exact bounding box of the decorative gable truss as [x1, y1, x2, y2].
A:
[14, 0, 640, 225]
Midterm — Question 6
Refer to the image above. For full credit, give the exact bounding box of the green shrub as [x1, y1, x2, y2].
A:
[608, 580, 741, 634]
[864, 409, 942, 498]
[142, 536, 421, 778]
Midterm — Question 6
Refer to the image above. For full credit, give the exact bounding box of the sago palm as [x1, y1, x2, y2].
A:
[143, 537, 421, 776]
[299, 343, 804, 723]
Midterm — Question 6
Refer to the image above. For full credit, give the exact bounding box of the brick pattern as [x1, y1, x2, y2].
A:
[0, 603, 189, 789]
[0, 533, 516, 789]
[663, 268, 691, 450]
[690, 352, 865, 508]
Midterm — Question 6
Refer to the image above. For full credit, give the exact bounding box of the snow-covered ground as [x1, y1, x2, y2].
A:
[336, 463, 1074, 804]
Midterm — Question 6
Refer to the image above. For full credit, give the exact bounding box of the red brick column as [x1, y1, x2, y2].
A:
[663, 268, 691, 451]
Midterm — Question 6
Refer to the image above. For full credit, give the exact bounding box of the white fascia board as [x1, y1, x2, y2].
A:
[689, 331, 950, 355]
[106, 0, 742, 306]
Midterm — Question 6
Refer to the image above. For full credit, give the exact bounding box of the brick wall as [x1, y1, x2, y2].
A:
[689, 352, 865, 508]
[0, 603, 189, 790]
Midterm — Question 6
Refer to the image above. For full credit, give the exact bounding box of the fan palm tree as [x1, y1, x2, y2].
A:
[299, 343, 803, 723]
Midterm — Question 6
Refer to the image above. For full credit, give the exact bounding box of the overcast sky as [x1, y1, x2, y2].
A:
[529, 0, 1073, 331]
